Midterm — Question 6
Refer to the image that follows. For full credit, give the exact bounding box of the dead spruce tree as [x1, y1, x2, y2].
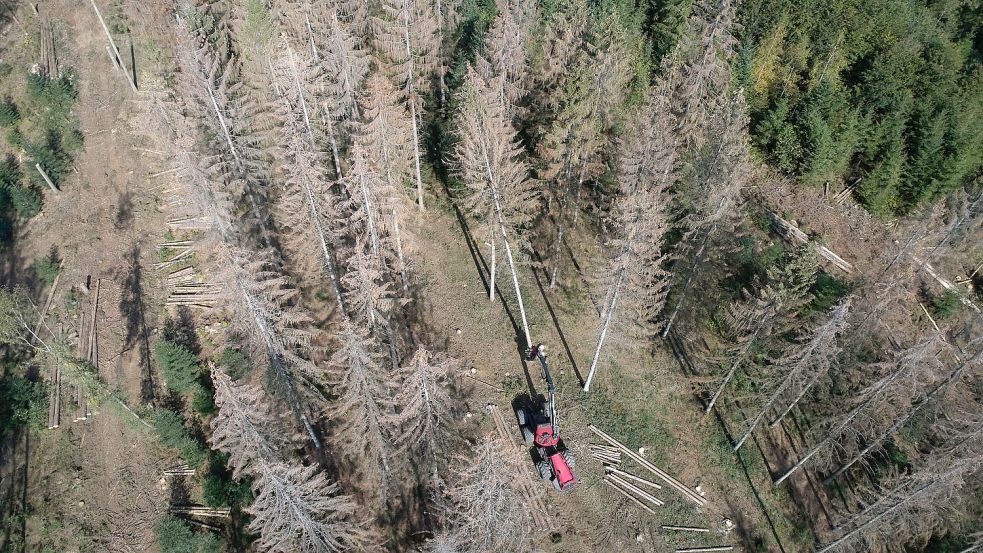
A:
[533, 0, 590, 105]
[704, 245, 819, 414]
[451, 66, 538, 347]
[391, 346, 458, 482]
[224, 250, 327, 447]
[174, 6, 275, 248]
[352, 74, 415, 288]
[475, 2, 533, 120]
[434, 0, 463, 106]
[775, 333, 953, 485]
[341, 242, 400, 330]
[209, 368, 290, 478]
[371, 0, 439, 210]
[817, 410, 983, 553]
[583, 90, 677, 392]
[343, 143, 411, 295]
[437, 434, 531, 552]
[325, 319, 398, 502]
[732, 299, 852, 450]
[249, 460, 373, 553]
[269, 40, 348, 313]
[673, 0, 739, 149]
[823, 340, 983, 484]
[171, 14, 325, 446]
[765, 299, 852, 432]
[537, 16, 636, 288]
[662, 89, 752, 338]
[277, 3, 370, 177]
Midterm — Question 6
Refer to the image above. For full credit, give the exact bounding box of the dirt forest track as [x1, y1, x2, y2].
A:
[1, 1, 171, 550]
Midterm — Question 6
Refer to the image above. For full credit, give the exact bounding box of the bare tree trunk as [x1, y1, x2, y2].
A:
[489, 224, 496, 302]
[499, 219, 531, 349]
[436, 0, 446, 106]
[323, 110, 344, 179]
[705, 334, 757, 414]
[402, 11, 426, 211]
[391, 207, 410, 293]
[584, 268, 624, 391]
[358, 176, 382, 260]
[302, 176, 346, 315]
[734, 376, 793, 451]
[769, 373, 819, 429]
[207, 87, 240, 163]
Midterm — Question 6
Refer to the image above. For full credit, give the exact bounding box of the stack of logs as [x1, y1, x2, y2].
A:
[49, 277, 100, 429]
[158, 242, 219, 309]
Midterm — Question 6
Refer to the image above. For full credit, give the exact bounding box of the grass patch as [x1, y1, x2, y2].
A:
[33, 255, 60, 285]
[582, 363, 678, 465]
[156, 515, 223, 553]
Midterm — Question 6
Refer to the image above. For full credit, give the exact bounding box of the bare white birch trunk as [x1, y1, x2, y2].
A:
[489, 224, 496, 302]
[402, 10, 426, 211]
[391, 207, 410, 293]
[584, 269, 624, 392]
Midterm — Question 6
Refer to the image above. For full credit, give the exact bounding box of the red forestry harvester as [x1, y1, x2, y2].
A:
[515, 344, 578, 492]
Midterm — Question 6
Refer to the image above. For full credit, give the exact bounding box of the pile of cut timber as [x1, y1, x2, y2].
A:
[589, 443, 621, 465]
[589, 425, 707, 507]
[603, 465, 664, 513]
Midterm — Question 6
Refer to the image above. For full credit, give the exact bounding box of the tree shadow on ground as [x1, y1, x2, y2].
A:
[530, 247, 584, 386]
[114, 190, 134, 231]
[442, 186, 537, 396]
[118, 246, 154, 402]
[665, 329, 789, 553]
[162, 306, 200, 355]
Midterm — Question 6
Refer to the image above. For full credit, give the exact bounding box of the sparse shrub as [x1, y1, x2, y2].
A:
[25, 130, 75, 188]
[0, 156, 19, 187]
[191, 383, 215, 416]
[153, 409, 206, 468]
[0, 374, 47, 432]
[156, 515, 224, 553]
[805, 272, 851, 315]
[154, 339, 203, 394]
[8, 185, 42, 218]
[930, 290, 961, 319]
[0, 97, 19, 127]
[202, 452, 253, 508]
[33, 255, 60, 285]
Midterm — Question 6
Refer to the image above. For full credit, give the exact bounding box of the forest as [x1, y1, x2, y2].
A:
[0, 0, 980, 552]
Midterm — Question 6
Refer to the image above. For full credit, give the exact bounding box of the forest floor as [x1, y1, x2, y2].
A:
[0, 2, 179, 551]
[412, 195, 817, 552]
